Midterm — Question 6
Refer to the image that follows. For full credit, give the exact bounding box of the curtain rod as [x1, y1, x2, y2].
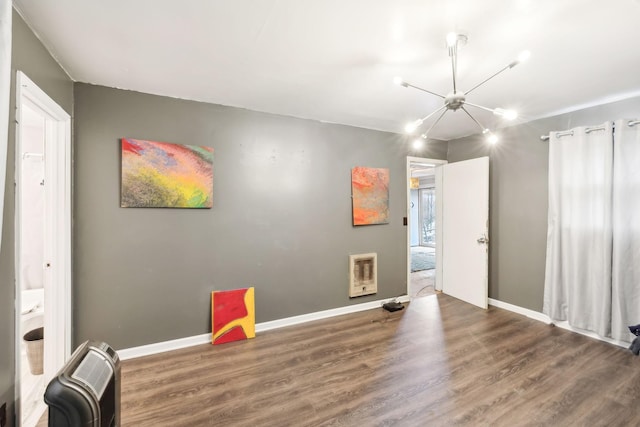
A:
[539, 119, 639, 141]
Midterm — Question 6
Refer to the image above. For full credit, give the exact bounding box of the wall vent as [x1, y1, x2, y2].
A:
[349, 253, 377, 297]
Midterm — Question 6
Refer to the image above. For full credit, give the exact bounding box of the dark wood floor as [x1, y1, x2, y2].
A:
[119, 294, 640, 426]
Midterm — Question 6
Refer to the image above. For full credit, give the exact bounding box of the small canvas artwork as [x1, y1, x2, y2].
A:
[351, 167, 389, 225]
[121, 138, 214, 208]
[211, 287, 256, 345]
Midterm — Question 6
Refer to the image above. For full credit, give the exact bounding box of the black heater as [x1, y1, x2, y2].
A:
[44, 341, 121, 426]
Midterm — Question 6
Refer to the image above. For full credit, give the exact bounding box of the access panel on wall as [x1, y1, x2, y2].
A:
[121, 138, 214, 208]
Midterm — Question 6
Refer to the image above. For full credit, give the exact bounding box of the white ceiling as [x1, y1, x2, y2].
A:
[13, 0, 640, 140]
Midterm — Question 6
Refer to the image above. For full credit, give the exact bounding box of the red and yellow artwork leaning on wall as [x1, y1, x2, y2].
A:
[211, 287, 256, 345]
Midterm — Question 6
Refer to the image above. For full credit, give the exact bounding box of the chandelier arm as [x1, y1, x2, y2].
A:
[460, 106, 488, 133]
[450, 45, 458, 94]
[423, 109, 449, 137]
[464, 63, 511, 95]
[404, 82, 446, 99]
[419, 104, 448, 123]
[463, 101, 495, 114]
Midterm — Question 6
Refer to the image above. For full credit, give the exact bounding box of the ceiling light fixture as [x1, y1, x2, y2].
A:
[395, 32, 529, 143]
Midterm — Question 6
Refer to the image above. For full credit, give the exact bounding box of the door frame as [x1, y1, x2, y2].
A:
[406, 156, 447, 296]
[15, 71, 72, 420]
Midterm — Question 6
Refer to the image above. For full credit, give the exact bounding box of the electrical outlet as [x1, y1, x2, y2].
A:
[0, 402, 6, 427]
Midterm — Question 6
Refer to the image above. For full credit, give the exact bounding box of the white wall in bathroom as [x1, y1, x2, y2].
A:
[21, 288, 44, 335]
[19, 103, 45, 291]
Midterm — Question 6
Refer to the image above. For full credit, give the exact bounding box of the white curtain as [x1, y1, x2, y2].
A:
[611, 120, 640, 341]
[543, 122, 613, 337]
[0, 2, 11, 252]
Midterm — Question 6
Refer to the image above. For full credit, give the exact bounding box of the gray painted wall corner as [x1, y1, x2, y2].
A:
[448, 96, 640, 312]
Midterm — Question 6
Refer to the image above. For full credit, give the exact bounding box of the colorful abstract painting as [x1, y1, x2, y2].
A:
[351, 167, 389, 226]
[121, 138, 214, 208]
[211, 287, 255, 345]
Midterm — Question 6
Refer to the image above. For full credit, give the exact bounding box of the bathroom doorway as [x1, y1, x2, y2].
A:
[15, 72, 71, 426]
[406, 157, 446, 298]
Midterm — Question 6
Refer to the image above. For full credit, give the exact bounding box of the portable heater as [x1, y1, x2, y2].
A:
[44, 341, 121, 426]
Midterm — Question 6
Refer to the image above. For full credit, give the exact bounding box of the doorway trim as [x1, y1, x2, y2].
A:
[406, 156, 447, 297]
[15, 71, 72, 420]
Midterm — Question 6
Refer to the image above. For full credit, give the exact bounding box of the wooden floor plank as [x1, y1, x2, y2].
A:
[119, 294, 640, 426]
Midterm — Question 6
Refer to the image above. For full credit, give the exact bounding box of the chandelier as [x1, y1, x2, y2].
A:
[395, 32, 530, 146]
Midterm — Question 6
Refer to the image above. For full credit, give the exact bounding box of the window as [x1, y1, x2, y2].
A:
[420, 188, 436, 247]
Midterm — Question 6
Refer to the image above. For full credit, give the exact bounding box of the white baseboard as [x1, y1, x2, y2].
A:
[488, 298, 629, 349]
[118, 295, 410, 360]
[488, 298, 551, 323]
[116, 333, 211, 360]
[256, 294, 410, 333]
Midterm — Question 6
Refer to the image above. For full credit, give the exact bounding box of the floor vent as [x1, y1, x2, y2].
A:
[349, 253, 377, 297]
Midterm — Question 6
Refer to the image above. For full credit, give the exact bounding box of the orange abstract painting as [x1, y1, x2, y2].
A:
[211, 287, 255, 345]
[351, 167, 389, 226]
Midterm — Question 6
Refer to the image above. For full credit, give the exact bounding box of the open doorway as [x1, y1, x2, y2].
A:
[15, 72, 71, 427]
[406, 157, 446, 299]
[17, 97, 47, 427]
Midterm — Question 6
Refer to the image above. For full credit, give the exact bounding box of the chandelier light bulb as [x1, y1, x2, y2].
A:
[393, 76, 404, 86]
[509, 50, 532, 68]
[494, 108, 518, 120]
[404, 122, 416, 133]
[404, 119, 423, 133]
[412, 138, 424, 149]
[517, 50, 531, 63]
[446, 32, 458, 47]
[503, 109, 518, 120]
[486, 133, 499, 144]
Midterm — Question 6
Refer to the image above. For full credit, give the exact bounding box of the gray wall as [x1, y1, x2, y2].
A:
[448, 96, 640, 311]
[0, 9, 73, 425]
[73, 83, 447, 350]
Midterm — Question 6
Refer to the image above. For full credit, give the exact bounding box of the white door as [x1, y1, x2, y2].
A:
[440, 157, 489, 309]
